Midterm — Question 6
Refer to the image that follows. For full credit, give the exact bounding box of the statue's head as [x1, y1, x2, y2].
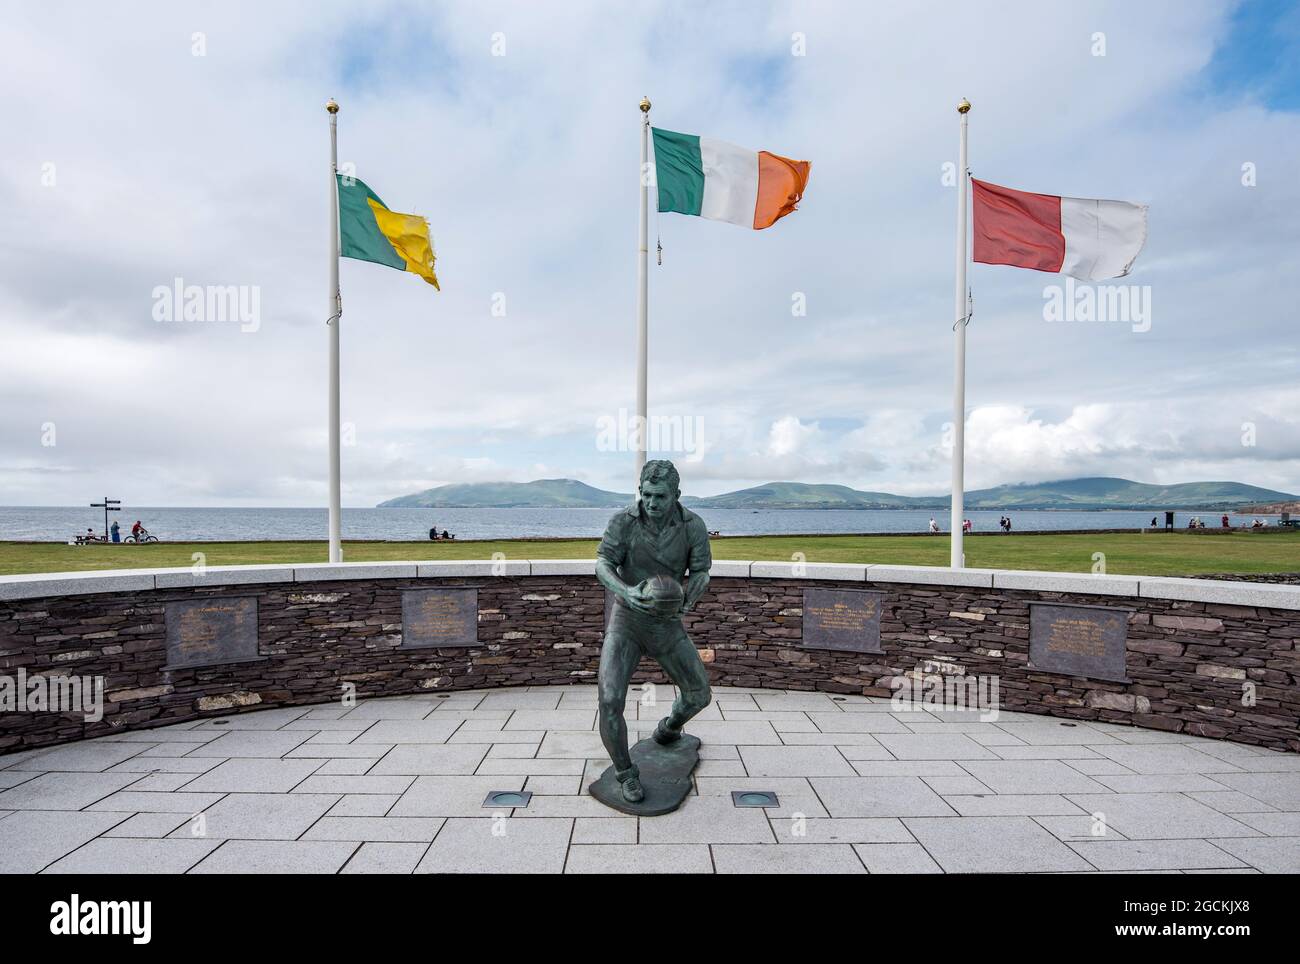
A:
[638, 459, 680, 521]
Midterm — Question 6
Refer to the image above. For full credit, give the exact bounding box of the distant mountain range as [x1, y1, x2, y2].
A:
[378, 477, 1297, 511]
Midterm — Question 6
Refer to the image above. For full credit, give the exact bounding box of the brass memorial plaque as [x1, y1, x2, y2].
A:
[164, 596, 261, 669]
[401, 588, 478, 649]
[801, 588, 885, 654]
[1029, 602, 1130, 683]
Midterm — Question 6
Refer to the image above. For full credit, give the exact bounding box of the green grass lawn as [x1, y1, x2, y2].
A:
[2, 531, 1298, 577]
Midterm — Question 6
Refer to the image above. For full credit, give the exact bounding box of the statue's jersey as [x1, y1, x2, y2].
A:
[597, 501, 712, 589]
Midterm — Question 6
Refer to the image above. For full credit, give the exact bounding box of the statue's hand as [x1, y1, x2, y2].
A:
[622, 584, 659, 617]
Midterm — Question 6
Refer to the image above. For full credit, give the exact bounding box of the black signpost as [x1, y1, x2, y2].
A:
[90, 496, 120, 542]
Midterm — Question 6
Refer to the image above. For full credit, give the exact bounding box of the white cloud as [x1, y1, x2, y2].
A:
[3, 1, 1298, 506]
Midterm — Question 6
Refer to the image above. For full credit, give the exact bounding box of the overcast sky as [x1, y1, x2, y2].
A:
[3, 0, 1298, 506]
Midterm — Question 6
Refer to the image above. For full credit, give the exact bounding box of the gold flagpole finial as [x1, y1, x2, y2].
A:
[639, 96, 651, 113]
[957, 98, 971, 114]
[326, 98, 340, 114]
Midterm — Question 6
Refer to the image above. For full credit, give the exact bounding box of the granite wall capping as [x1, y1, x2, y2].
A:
[2, 571, 1297, 756]
[3, 560, 1300, 608]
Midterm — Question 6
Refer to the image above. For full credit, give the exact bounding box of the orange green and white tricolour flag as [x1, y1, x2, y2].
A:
[651, 128, 810, 230]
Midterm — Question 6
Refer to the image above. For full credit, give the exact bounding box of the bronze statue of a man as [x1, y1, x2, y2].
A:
[595, 459, 712, 804]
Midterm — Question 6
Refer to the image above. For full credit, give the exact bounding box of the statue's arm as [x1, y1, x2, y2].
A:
[595, 557, 629, 600]
[682, 569, 710, 613]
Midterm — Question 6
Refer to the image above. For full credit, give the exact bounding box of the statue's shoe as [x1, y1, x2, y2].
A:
[653, 719, 683, 745]
[621, 776, 645, 803]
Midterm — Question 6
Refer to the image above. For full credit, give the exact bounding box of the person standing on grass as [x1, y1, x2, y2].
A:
[110, 520, 120, 543]
[929, 517, 940, 534]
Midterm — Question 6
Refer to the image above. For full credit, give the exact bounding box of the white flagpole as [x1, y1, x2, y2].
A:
[326, 99, 343, 563]
[635, 96, 651, 480]
[950, 98, 970, 568]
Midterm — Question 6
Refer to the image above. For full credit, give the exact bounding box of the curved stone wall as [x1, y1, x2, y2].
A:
[1, 560, 1297, 754]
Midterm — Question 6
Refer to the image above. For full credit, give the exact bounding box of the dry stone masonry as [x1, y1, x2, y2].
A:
[1, 561, 1297, 754]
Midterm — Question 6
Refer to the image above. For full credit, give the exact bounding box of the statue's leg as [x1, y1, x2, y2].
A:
[597, 627, 642, 782]
[655, 626, 712, 737]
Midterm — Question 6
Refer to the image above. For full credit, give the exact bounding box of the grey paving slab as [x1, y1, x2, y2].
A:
[638, 795, 775, 844]
[1069, 839, 1249, 871]
[184, 730, 313, 759]
[415, 817, 571, 873]
[87, 790, 226, 813]
[0, 772, 140, 810]
[350, 719, 461, 744]
[849, 760, 967, 776]
[753, 694, 849, 712]
[128, 772, 198, 792]
[1094, 744, 1246, 774]
[525, 774, 582, 795]
[44, 837, 222, 874]
[807, 712, 911, 733]
[1206, 772, 1300, 810]
[1063, 758, 1138, 775]
[369, 744, 488, 775]
[1093, 774, 1233, 793]
[12, 742, 153, 772]
[292, 775, 415, 795]
[389, 775, 526, 816]
[1209, 836, 1300, 873]
[1033, 814, 1129, 842]
[572, 817, 637, 844]
[769, 817, 914, 845]
[181, 758, 324, 793]
[1185, 790, 1279, 814]
[713, 843, 866, 874]
[922, 775, 993, 795]
[328, 794, 399, 817]
[810, 777, 956, 818]
[190, 840, 359, 874]
[0, 770, 39, 790]
[1224, 811, 1300, 836]
[107, 756, 224, 774]
[1066, 793, 1262, 840]
[476, 758, 585, 776]
[504, 709, 596, 731]
[566, 844, 713, 874]
[189, 707, 311, 730]
[448, 729, 544, 744]
[173, 792, 338, 840]
[284, 742, 395, 759]
[904, 816, 1094, 873]
[343, 700, 437, 720]
[993, 722, 1122, 745]
[959, 760, 1110, 795]
[536, 731, 607, 759]
[314, 759, 375, 775]
[942, 794, 1086, 817]
[0, 810, 127, 872]
[989, 745, 1107, 760]
[341, 842, 427, 874]
[475, 691, 564, 710]
[484, 743, 541, 759]
[738, 746, 856, 777]
[302, 816, 445, 842]
[103, 812, 192, 838]
[875, 734, 998, 760]
[133, 742, 213, 758]
[670, 720, 783, 745]
[854, 842, 944, 873]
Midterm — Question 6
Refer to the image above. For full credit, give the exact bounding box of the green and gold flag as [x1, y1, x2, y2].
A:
[336, 175, 439, 289]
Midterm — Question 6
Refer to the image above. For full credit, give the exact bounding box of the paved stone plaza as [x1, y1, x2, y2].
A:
[1, 685, 1297, 874]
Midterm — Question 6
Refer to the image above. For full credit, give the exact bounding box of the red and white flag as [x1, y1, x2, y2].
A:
[972, 178, 1148, 281]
